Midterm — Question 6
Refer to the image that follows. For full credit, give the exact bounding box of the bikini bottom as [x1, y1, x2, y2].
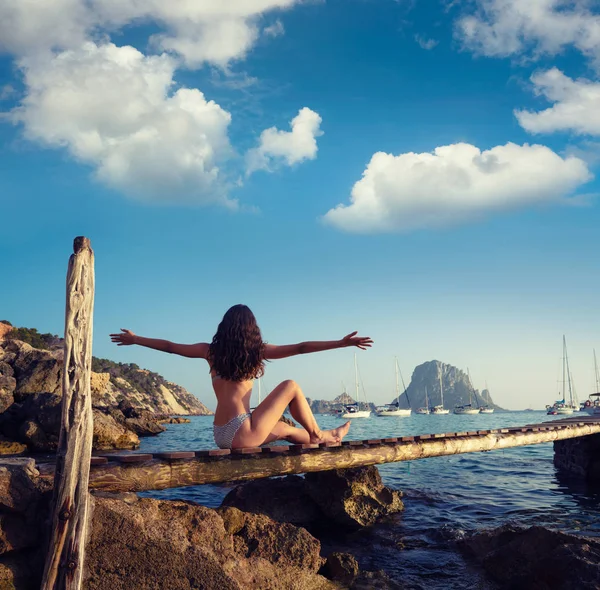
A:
[213, 413, 251, 449]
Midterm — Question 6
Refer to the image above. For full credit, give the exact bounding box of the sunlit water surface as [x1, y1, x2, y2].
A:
[138, 411, 600, 588]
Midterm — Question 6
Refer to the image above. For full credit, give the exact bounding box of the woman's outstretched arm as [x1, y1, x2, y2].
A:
[264, 331, 372, 360]
[110, 329, 209, 359]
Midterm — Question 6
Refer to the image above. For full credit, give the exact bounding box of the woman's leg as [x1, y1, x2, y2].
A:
[262, 421, 310, 445]
[233, 379, 350, 448]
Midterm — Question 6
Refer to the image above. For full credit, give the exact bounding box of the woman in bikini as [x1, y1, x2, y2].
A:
[110, 304, 373, 449]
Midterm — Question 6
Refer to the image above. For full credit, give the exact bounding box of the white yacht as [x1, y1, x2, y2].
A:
[431, 372, 449, 415]
[342, 353, 371, 418]
[376, 357, 411, 417]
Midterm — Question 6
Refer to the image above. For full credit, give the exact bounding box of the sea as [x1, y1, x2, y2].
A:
[138, 411, 600, 589]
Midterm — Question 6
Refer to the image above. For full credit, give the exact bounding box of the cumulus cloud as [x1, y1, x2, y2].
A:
[515, 68, 600, 136]
[246, 107, 323, 174]
[1, 1, 318, 206]
[323, 142, 592, 233]
[455, 0, 600, 68]
[0, 0, 301, 67]
[12, 43, 234, 205]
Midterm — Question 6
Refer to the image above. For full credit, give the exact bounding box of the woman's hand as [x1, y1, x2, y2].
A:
[341, 332, 373, 350]
[110, 329, 137, 346]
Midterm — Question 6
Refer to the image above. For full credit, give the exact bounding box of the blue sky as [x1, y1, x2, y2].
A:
[1, 0, 599, 410]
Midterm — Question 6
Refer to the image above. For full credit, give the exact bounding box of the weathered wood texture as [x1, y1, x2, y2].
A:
[36, 420, 600, 493]
[41, 237, 95, 590]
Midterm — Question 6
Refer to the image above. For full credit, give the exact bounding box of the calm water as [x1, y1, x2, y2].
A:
[139, 411, 600, 588]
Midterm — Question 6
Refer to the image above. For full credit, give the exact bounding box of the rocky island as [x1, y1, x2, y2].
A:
[308, 360, 504, 413]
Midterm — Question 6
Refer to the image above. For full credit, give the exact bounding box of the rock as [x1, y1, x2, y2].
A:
[5, 340, 62, 399]
[20, 393, 62, 434]
[223, 467, 404, 532]
[85, 496, 336, 590]
[18, 421, 47, 451]
[90, 371, 110, 403]
[157, 416, 191, 424]
[0, 361, 15, 413]
[92, 409, 139, 450]
[0, 551, 43, 590]
[0, 440, 27, 456]
[0, 459, 43, 513]
[124, 417, 166, 436]
[218, 506, 324, 572]
[323, 552, 360, 585]
[0, 459, 50, 559]
[221, 475, 324, 530]
[460, 524, 600, 589]
[304, 466, 404, 529]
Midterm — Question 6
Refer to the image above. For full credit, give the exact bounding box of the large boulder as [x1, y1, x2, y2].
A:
[85, 496, 336, 590]
[221, 475, 323, 530]
[218, 506, 324, 572]
[0, 459, 50, 559]
[223, 467, 403, 532]
[5, 341, 62, 399]
[460, 524, 600, 589]
[92, 409, 140, 450]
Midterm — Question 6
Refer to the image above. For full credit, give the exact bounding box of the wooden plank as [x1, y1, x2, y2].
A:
[263, 446, 291, 453]
[41, 237, 95, 590]
[232, 447, 264, 455]
[153, 452, 196, 460]
[77, 421, 600, 492]
[111, 454, 154, 464]
[90, 457, 108, 466]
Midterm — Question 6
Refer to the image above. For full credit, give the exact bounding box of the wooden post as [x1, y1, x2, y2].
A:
[41, 237, 95, 590]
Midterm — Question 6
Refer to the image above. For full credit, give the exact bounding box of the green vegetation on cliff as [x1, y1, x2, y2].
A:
[4, 326, 61, 350]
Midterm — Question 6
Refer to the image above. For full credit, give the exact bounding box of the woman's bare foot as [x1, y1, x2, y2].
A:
[310, 421, 351, 444]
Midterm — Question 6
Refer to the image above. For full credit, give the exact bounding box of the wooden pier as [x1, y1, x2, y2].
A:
[35, 415, 600, 493]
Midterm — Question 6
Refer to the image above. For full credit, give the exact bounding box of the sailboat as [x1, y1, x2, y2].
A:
[454, 368, 480, 415]
[416, 386, 430, 414]
[479, 385, 494, 414]
[546, 336, 577, 415]
[581, 349, 600, 415]
[342, 353, 371, 418]
[431, 370, 450, 414]
[376, 357, 411, 416]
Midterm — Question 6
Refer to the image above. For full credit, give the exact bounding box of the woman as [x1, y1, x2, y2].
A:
[110, 304, 373, 449]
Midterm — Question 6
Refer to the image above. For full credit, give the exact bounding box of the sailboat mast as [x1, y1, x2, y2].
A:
[354, 353, 359, 406]
[562, 335, 567, 402]
[564, 336, 573, 405]
[594, 349, 600, 393]
[394, 357, 400, 404]
[439, 366, 444, 408]
[467, 368, 473, 406]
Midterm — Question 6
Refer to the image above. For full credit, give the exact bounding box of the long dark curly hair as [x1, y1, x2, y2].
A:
[208, 304, 265, 381]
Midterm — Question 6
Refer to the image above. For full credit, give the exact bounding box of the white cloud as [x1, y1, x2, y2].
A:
[12, 43, 234, 205]
[515, 68, 600, 136]
[264, 20, 285, 38]
[323, 142, 592, 233]
[0, 0, 301, 68]
[455, 0, 600, 68]
[415, 35, 438, 50]
[246, 107, 323, 174]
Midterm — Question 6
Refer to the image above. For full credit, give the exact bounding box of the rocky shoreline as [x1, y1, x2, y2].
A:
[1, 459, 599, 589]
[0, 335, 211, 455]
